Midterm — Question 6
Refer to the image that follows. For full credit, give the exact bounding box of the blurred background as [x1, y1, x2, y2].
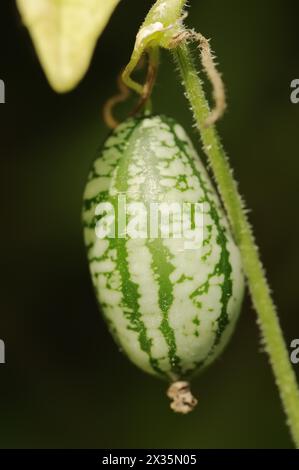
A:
[0, 0, 299, 449]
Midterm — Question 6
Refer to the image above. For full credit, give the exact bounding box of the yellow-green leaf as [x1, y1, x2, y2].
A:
[17, 0, 120, 93]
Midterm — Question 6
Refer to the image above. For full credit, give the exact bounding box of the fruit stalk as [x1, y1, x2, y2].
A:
[173, 41, 299, 447]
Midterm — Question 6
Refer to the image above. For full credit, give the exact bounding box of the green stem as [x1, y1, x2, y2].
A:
[173, 42, 299, 447]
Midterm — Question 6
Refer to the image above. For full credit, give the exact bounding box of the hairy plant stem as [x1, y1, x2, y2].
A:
[173, 42, 299, 447]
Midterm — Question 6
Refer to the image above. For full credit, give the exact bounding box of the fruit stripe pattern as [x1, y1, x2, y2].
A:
[83, 115, 244, 382]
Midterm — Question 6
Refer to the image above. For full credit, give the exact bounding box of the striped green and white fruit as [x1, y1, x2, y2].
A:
[83, 115, 244, 392]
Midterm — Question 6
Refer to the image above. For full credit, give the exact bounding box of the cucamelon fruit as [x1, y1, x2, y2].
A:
[83, 115, 244, 412]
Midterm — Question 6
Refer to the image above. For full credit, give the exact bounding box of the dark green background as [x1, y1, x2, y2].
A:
[1, 0, 299, 449]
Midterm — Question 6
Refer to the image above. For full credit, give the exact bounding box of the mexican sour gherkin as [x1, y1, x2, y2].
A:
[83, 115, 244, 412]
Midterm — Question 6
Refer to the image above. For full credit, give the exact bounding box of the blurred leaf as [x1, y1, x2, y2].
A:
[17, 0, 120, 93]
